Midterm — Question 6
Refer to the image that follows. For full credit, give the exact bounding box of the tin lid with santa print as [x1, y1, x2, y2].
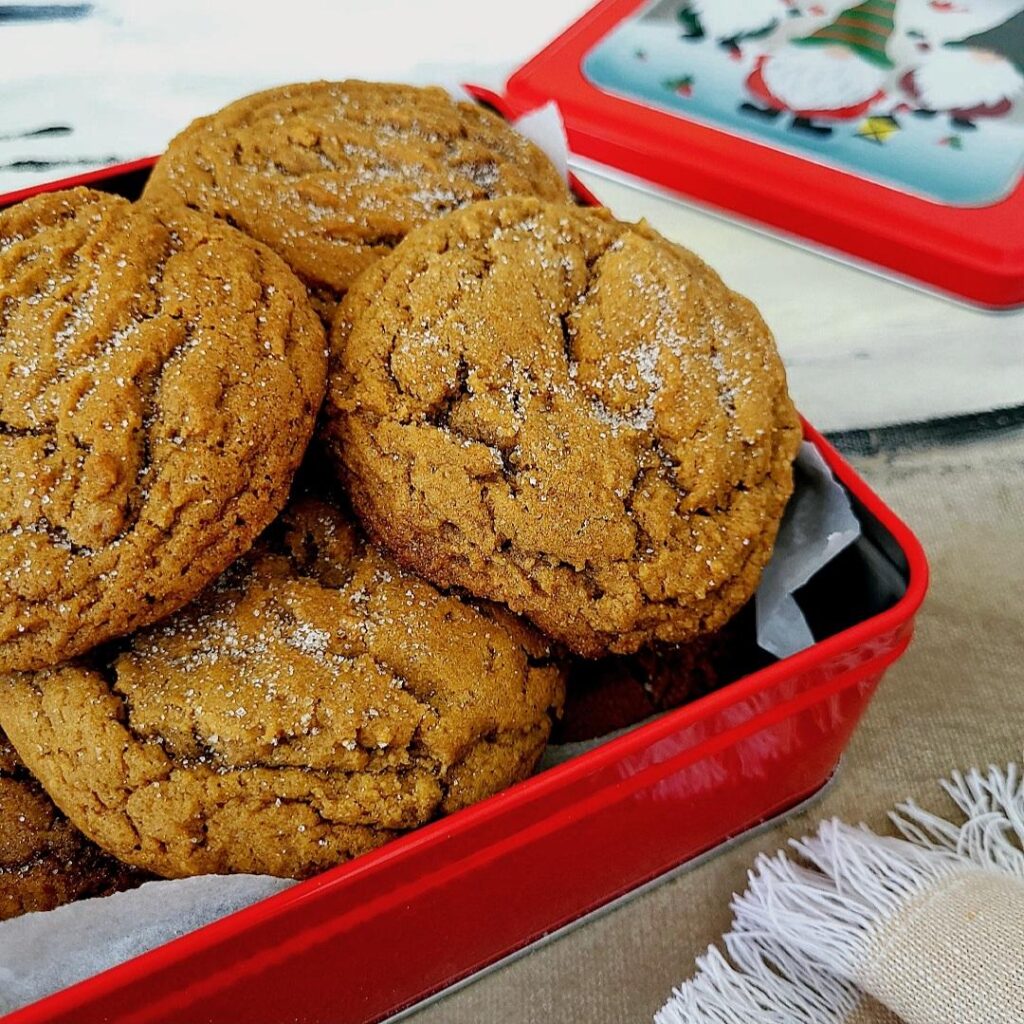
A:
[502, 0, 1024, 308]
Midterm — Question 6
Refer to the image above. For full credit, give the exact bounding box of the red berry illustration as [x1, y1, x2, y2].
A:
[663, 75, 695, 97]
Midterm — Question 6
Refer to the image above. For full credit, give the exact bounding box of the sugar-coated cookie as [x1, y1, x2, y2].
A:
[0, 188, 326, 670]
[0, 492, 564, 878]
[324, 198, 801, 657]
[143, 81, 570, 319]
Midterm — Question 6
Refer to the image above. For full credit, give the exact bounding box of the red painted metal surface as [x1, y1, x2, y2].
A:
[502, 0, 1024, 309]
[0, 136, 928, 1024]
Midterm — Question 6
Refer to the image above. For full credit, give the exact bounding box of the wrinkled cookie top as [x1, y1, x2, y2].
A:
[0, 494, 564, 879]
[0, 188, 326, 670]
[143, 80, 570, 316]
[0, 729, 146, 920]
[325, 198, 801, 657]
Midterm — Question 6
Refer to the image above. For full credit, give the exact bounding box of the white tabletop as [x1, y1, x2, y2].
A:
[2, 0, 1021, 434]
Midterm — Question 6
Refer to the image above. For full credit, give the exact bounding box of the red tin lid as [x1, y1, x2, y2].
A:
[503, 0, 1024, 308]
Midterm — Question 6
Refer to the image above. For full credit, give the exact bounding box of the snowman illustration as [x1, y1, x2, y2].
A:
[899, 10, 1024, 126]
[677, 0, 789, 55]
[741, 0, 896, 135]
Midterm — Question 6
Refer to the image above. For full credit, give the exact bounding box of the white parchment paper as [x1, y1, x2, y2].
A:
[511, 102, 571, 183]
[0, 875, 295, 1014]
[755, 442, 862, 658]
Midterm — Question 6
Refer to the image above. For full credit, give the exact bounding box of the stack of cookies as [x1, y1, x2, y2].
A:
[0, 81, 801, 912]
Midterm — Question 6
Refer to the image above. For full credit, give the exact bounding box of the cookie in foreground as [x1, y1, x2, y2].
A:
[143, 80, 570, 319]
[0, 492, 564, 879]
[0, 729, 147, 920]
[323, 197, 802, 657]
[0, 188, 326, 671]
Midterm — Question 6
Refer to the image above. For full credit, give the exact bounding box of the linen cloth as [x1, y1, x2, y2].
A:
[661, 810, 1024, 1023]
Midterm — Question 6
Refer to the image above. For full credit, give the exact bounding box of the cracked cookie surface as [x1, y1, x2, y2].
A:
[0, 492, 564, 879]
[142, 80, 570, 320]
[0, 188, 327, 671]
[0, 728, 146, 920]
[324, 198, 802, 658]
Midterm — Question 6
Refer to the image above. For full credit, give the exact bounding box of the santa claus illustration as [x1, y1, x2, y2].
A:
[900, 10, 1024, 126]
[894, 0, 1024, 51]
[742, 0, 895, 135]
[677, 0, 789, 56]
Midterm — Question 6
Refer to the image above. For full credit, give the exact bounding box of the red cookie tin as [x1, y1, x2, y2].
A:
[0, 94, 928, 1024]
[502, 0, 1024, 309]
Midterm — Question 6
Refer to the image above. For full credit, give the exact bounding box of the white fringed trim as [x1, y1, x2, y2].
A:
[658, 764, 1024, 1023]
[891, 763, 1024, 878]
[733, 821, 964, 978]
[656, 820, 975, 1023]
[655, 940, 859, 1024]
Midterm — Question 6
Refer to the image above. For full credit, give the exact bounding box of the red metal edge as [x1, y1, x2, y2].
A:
[502, 0, 1024, 309]
[0, 157, 160, 208]
[0, 133, 929, 1024]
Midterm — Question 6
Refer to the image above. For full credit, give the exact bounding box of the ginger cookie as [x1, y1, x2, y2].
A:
[0, 492, 564, 879]
[142, 80, 570, 319]
[0, 729, 146, 921]
[0, 188, 326, 671]
[323, 197, 802, 658]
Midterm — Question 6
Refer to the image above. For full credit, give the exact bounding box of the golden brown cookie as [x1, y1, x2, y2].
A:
[0, 729, 146, 920]
[0, 492, 564, 879]
[142, 80, 570, 319]
[323, 198, 802, 658]
[0, 188, 326, 671]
